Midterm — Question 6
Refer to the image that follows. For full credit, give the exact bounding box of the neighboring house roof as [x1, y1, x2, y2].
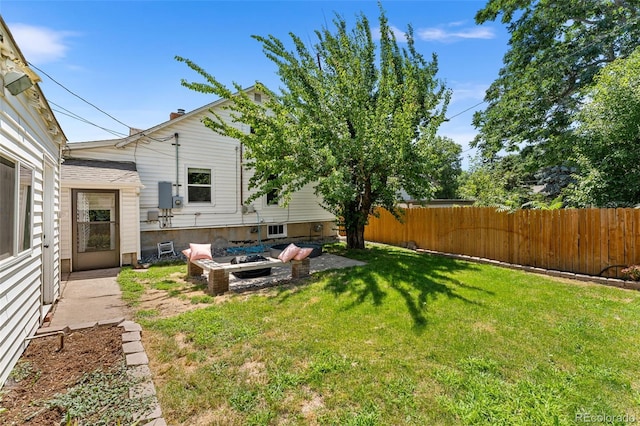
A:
[399, 199, 476, 208]
[62, 159, 143, 188]
[65, 86, 256, 150]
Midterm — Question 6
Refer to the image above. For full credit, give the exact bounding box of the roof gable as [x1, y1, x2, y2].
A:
[0, 16, 67, 145]
[66, 86, 258, 151]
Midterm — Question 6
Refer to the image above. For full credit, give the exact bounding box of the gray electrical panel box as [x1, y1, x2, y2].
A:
[158, 182, 173, 208]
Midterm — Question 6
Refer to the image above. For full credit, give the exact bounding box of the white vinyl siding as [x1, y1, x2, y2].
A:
[0, 80, 63, 387]
[120, 187, 140, 256]
[63, 92, 335, 234]
[60, 187, 72, 261]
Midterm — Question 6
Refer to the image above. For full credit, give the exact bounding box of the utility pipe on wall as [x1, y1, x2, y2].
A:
[240, 142, 244, 213]
[173, 133, 180, 196]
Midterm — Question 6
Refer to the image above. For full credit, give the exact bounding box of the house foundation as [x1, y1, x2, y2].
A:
[140, 220, 338, 259]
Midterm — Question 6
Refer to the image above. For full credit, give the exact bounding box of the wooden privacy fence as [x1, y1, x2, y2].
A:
[364, 207, 640, 279]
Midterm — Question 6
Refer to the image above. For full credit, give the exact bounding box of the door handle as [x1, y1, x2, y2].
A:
[44, 244, 50, 248]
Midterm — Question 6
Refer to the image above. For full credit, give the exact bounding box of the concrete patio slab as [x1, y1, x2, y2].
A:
[219, 252, 367, 292]
[46, 268, 131, 329]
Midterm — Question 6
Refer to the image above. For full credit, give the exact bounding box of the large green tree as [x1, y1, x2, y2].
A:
[177, 7, 450, 249]
[473, 0, 640, 165]
[567, 46, 640, 207]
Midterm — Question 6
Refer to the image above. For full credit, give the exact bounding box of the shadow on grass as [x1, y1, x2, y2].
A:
[324, 244, 492, 331]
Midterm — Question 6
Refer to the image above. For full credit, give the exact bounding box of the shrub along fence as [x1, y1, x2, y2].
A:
[364, 207, 640, 279]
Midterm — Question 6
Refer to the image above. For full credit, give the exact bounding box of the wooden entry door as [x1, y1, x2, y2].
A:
[72, 190, 120, 271]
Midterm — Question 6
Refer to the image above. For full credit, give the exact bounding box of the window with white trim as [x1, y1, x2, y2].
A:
[267, 224, 287, 238]
[266, 174, 279, 206]
[187, 167, 212, 203]
[266, 188, 279, 206]
[1, 155, 33, 261]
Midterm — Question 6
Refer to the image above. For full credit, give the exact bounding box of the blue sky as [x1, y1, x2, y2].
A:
[1, 0, 509, 168]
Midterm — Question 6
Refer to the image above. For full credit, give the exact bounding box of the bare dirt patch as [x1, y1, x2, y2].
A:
[138, 287, 206, 317]
[136, 272, 220, 318]
[0, 326, 123, 425]
[134, 272, 297, 320]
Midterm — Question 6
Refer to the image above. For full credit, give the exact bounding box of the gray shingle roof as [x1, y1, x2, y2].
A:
[62, 159, 142, 186]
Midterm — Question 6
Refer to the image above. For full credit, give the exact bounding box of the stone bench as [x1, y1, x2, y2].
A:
[188, 257, 311, 295]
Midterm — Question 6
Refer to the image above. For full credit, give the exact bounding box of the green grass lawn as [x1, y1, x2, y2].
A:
[122, 243, 640, 425]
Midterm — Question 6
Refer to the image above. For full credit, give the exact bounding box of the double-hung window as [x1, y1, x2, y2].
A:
[187, 167, 212, 203]
[266, 174, 279, 206]
[1, 155, 33, 261]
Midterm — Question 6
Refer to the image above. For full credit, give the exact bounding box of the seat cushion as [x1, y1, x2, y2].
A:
[277, 243, 300, 262]
[189, 243, 213, 261]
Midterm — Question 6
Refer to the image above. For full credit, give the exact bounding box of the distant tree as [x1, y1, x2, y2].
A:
[458, 154, 537, 210]
[424, 136, 462, 199]
[533, 165, 575, 200]
[567, 47, 640, 207]
[177, 7, 450, 249]
[472, 0, 640, 168]
[457, 166, 509, 208]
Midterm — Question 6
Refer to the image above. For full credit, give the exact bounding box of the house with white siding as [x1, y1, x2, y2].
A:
[0, 17, 66, 386]
[62, 88, 336, 270]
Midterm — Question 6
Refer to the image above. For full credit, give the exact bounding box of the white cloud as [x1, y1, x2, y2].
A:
[389, 25, 407, 40]
[371, 25, 408, 42]
[446, 21, 467, 28]
[373, 23, 493, 43]
[418, 26, 495, 42]
[450, 83, 489, 102]
[8, 23, 76, 64]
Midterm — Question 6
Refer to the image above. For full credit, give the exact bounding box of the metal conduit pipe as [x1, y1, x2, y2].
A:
[173, 133, 180, 196]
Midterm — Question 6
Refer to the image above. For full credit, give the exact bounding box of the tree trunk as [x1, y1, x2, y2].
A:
[343, 196, 370, 250]
[345, 221, 366, 249]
